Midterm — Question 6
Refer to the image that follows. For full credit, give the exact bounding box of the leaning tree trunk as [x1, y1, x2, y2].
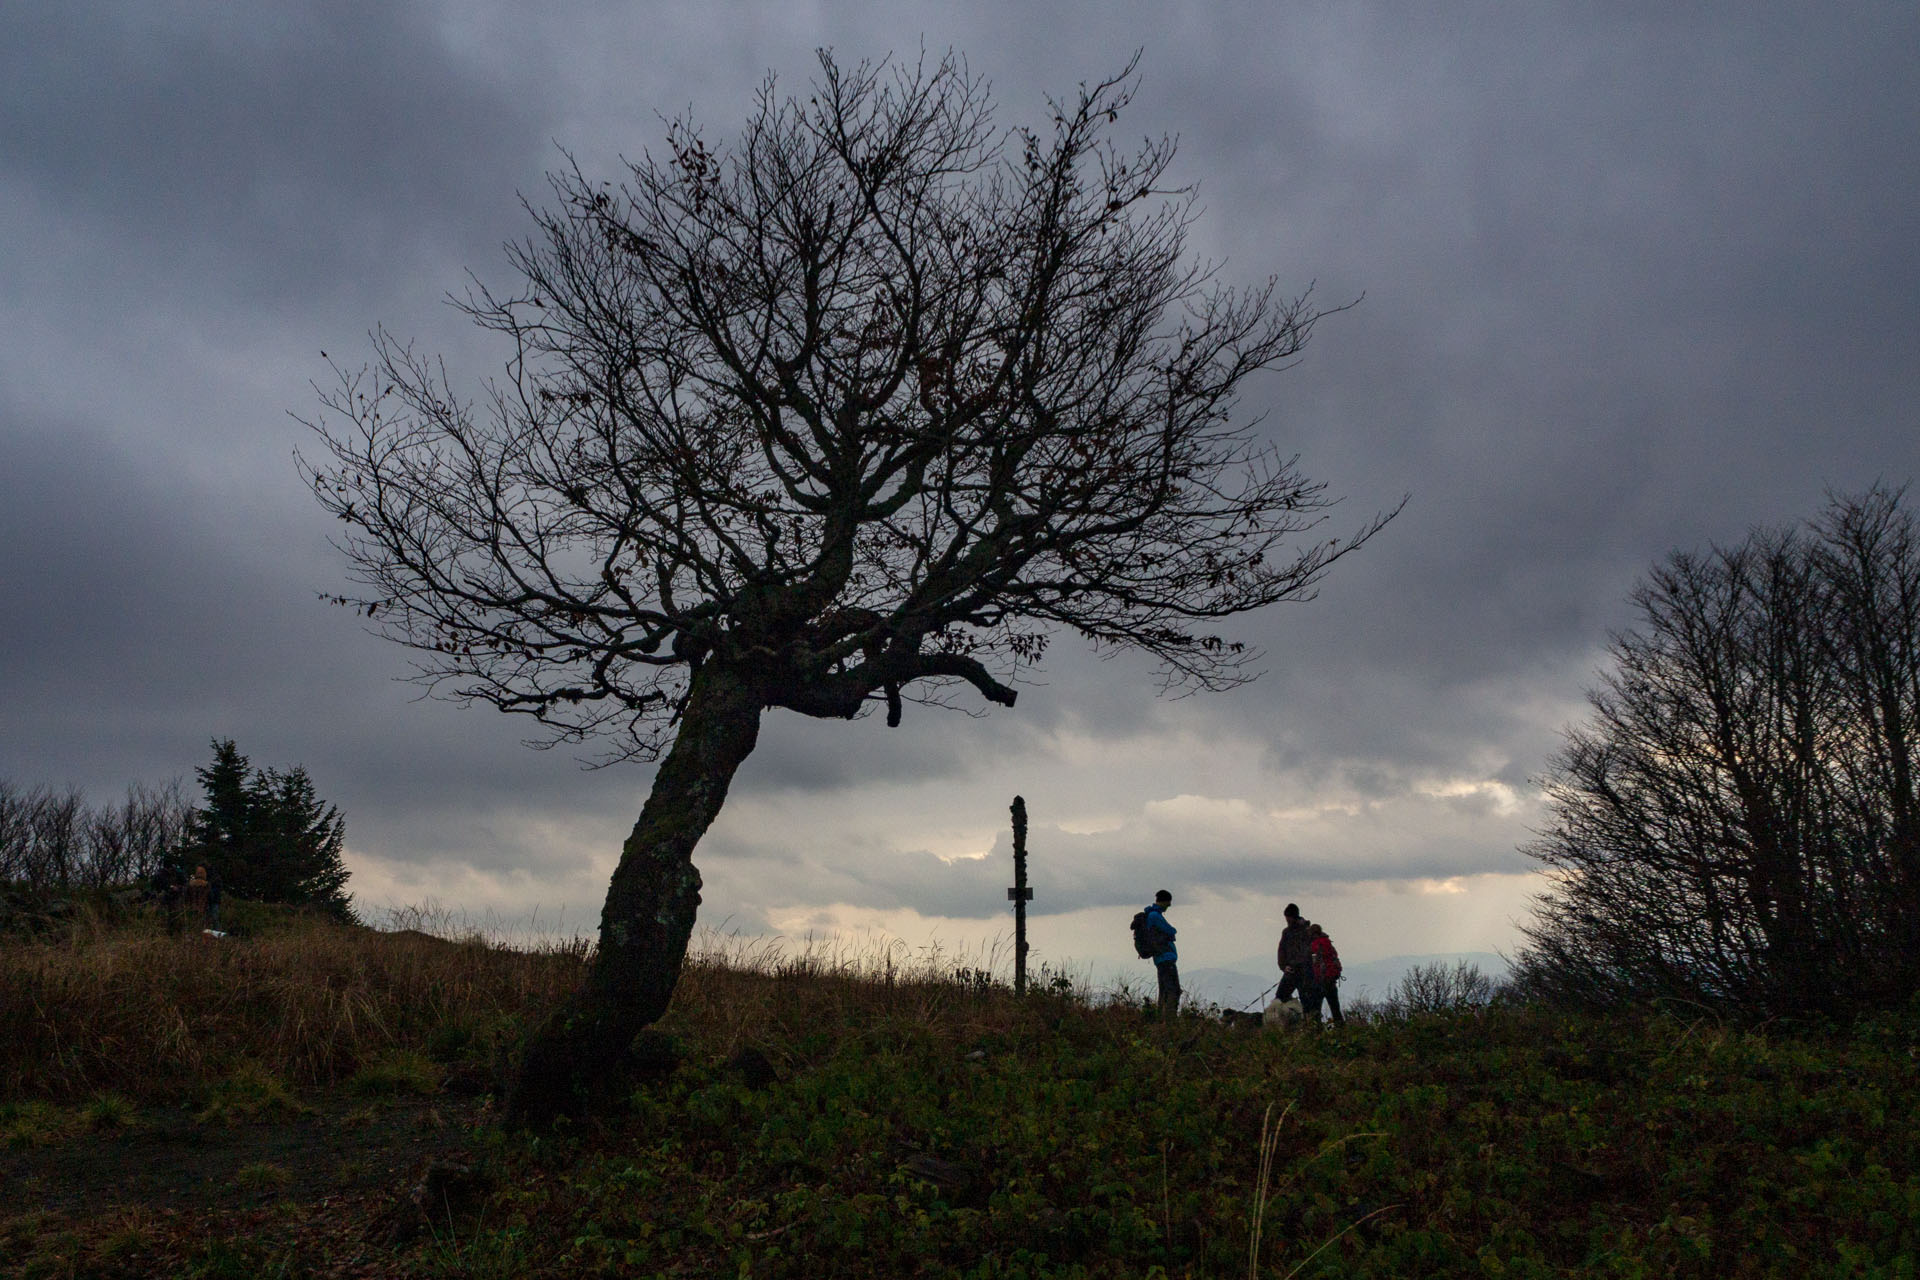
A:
[505, 662, 762, 1125]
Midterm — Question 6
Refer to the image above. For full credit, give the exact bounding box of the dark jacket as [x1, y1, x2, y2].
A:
[151, 865, 184, 907]
[1145, 904, 1178, 966]
[1278, 920, 1314, 971]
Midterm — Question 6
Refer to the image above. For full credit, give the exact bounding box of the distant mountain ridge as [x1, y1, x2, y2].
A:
[1180, 951, 1512, 1012]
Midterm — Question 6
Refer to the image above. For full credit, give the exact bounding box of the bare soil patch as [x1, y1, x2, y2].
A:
[3, 1094, 488, 1218]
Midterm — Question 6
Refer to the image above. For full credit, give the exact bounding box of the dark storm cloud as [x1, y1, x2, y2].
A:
[0, 2, 580, 855]
[1111, 1, 1920, 770]
[0, 0, 549, 305]
[0, 407, 344, 781]
[0, 395, 613, 848]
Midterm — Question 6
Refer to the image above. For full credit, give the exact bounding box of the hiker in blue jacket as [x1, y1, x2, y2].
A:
[1145, 890, 1180, 1017]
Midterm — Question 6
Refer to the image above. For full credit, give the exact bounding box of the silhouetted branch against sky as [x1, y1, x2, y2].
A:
[299, 50, 1398, 764]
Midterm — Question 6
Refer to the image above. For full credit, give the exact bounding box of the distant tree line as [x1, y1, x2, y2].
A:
[0, 779, 188, 890]
[1516, 486, 1920, 1021]
[0, 740, 353, 920]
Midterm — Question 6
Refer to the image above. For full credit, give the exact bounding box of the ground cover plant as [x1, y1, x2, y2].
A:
[3, 907, 1917, 1277]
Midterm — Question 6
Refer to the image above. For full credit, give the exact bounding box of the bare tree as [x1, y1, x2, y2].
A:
[12, 785, 84, 890]
[1814, 490, 1920, 974]
[79, 782, 190, 889]
[0, 781, 29, 885]
[301, 51, 1397, 1122]
[1516, 486, 1920, 1020]
[0, 779, 188, 892]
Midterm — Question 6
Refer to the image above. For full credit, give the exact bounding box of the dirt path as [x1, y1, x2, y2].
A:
[3, 1095, 489, 1218]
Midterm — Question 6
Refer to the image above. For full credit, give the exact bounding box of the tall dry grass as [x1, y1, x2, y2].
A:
[0, 905, 1117, 1104]
[0, 904, 586, 1101]
[668, 926, 1129, 1072]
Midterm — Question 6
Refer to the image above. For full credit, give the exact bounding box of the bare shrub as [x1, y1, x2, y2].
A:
[1380, 961, 1499, 1018]
[0, 783, 83, 889]
[0, 778, 187, 892]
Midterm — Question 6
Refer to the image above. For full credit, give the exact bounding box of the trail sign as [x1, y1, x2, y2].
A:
[1010, 796, 1031, 994]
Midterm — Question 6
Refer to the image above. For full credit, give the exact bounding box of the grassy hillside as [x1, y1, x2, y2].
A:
[2, 906, 1917, 1277]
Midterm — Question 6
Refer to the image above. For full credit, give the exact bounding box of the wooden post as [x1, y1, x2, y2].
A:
[1008, 796, 1032, 994]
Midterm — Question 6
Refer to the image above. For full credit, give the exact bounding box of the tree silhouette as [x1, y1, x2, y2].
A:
[301, 50, 1396, 1122]
[1516, 487, 1920, 1020]
[0, 778, 187, 891]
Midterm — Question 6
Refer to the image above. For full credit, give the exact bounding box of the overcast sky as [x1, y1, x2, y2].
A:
[4, 1, 1915, 993]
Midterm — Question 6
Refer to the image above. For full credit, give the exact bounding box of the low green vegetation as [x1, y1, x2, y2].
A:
[487, 989, 1920, 1278]
[194, 1062, 314, 1125]
[347, 1048, 446, 1098]
[2, 912, 1916, 1277]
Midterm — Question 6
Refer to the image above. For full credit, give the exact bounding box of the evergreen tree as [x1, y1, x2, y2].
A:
[181, 739, 354, 920]
[183, 738, 253, 872]
[246, 765, 352, 916]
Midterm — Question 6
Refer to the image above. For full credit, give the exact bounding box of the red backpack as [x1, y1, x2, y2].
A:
[1310, 934, 1342, 983]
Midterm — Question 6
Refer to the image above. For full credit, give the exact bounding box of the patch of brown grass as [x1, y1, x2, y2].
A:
[666, 927, 1112, 1074]
[0, 909, 1084, 1106]
[0, 910, 587, 1102]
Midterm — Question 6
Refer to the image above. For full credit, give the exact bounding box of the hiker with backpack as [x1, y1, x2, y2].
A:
[1306, 923, 1345, 1025]
[150, 863, 186, 935]
[1275, 903, 1318, 1011]
[186, 865, 211, 926]
[1131, 890, 1180, 1017]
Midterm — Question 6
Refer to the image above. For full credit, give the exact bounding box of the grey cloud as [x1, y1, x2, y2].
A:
[741, 709, 992, 794]
[1, 1, 1916, 962]
[1129, 2, 1920, 782]
[1, 1, 550, 307]
[696, 778, 1536, 924]
[0, 405, 620, 856]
